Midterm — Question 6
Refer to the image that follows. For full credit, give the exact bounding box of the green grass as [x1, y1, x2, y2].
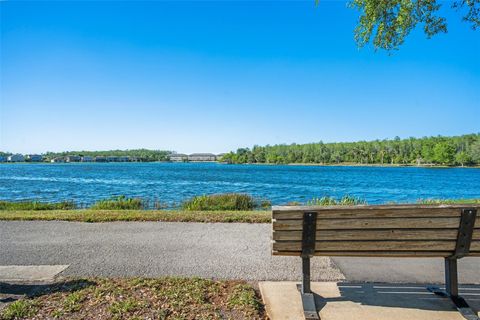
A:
[0, 277, 265, 320]
[418, 198, 480, 205]
[1, 198, 478, 223]
[0, 300, 37, 320]
[181, 193, 270, 211]
[90, 195, 144, 210]
[0, 200, 75, 210]
[306, 195, 367, 206]
[0, 209, 271, 223]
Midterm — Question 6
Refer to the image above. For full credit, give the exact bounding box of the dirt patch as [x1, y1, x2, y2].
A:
[0, 277, 267, 319]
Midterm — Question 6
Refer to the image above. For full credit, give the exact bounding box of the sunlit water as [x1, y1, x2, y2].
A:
[1, 163, 479, 207]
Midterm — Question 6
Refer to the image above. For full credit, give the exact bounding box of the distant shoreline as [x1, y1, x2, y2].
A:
[1, 161, 479, 169]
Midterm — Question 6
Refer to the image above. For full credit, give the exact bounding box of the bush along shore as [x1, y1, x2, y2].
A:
[1, 194, 479, 223]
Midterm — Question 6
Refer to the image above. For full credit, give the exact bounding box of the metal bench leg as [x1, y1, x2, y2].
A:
[427, 258, 479, 320]
[297, 257, 319, 320]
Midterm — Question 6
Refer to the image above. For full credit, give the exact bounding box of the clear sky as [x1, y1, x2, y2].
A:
[1, 1, 479, 154]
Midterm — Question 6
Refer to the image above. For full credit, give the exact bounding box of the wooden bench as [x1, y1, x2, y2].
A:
[271, 204, 480, 320]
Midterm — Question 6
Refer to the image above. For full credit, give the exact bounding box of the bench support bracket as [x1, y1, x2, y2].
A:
[427, 259, 479, 320]
[427, 208, 479, 320]
[298, 212, 320, 320]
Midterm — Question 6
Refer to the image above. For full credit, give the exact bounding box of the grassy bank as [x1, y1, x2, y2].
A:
[0, 277, 265, 320]
[1, 197, 479, 223]
[0, 209, 271, 223]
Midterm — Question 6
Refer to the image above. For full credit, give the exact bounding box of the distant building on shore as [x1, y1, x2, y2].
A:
[169, 154, 188, 162]
[7, 154, 25, 162]
[118, 156, 130, 162]
[94, 156, 106, 162]
[81, 156, 93, 162]
[50, 157, 65, 163]
[65, 155, 81, 162]
[26, 154, 43, 162]
[188, 153, 217, 162]
[0, 156, 6, 162]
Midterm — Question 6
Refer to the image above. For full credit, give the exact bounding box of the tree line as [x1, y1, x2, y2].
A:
[220, 134, 480, 166]
[43, 149, 172, 162]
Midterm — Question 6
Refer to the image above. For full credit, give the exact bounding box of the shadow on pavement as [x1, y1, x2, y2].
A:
[314, 282, 480, 313]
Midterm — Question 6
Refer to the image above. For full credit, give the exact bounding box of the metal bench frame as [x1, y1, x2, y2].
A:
[298, 208, 478, 320]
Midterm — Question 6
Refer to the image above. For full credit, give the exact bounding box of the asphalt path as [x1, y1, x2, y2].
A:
[1, 221, 479, 284]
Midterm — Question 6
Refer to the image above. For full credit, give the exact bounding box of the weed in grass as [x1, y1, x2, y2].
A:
[109, 298, 140, 318]
[0, 299, 37, 320]
[306, 195, 367, 206]
[228, 284, 261, 311]
[63, 291, 85, 312]
[51, 309, 64, 318]
[90, 195, 144, 210]
[182, 193, 257, 211]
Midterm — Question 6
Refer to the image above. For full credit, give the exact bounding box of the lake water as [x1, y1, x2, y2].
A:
[1, 163, 479, 207]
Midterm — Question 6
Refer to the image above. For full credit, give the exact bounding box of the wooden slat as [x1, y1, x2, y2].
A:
[272, 251, 456, 257]
[273, 251, 480, 257]
[273, 229, 480, 241]
[272, 217, 476, 231]
[272, 204, 480, 220]
[273, 208, 465, 220]
[272, 229, 480, 241]
[272, 240, 462, 252]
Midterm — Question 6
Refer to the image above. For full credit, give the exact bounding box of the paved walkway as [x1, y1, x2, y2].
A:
[260, 282, 480, 320]
[1, 221, 479, 283]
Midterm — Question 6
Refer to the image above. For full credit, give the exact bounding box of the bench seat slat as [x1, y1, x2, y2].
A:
[272, 229, 480, 241]
[272, 240, 473, 252]
[272, 217, 479, 230]
[272, 251, 480, 257]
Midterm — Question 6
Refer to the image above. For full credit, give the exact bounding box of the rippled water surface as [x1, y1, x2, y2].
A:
[1, 163, 479, 206]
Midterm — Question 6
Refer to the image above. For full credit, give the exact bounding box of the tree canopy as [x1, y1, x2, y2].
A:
[221, 134, 480, 167]
[349, 0, 479, 50]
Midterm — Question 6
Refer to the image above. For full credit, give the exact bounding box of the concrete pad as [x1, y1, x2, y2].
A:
[259, 282, 480, 320]
[0, 265, 69, 282]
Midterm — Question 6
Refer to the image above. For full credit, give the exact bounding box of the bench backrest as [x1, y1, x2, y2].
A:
[272, 204, 480, 257]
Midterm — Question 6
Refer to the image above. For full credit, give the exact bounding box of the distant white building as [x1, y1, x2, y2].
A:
[51, 157, 65, 163]
[188, 153, 217, 162]
[7, 154, 25, 162]
[169, 154, 188, 162]
[81, 156, 93, 162]
[26, 154, 43, 162]
[65, 155, 81, 162]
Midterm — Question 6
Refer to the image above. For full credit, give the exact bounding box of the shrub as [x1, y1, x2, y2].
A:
[90, 196, 144, 210]
[418, 198, 480, 205]
[306, 195, 367, 206]
[182, 193, 257, 211]
[0, 201, 75, 211]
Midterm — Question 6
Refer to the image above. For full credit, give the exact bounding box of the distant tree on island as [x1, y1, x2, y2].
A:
[347, 0, 479, 50]
[221, 134, 480, 167]
[44, 149, 171, 162]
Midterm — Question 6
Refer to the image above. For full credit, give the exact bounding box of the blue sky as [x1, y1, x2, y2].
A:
[1, 1, 479, 154]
